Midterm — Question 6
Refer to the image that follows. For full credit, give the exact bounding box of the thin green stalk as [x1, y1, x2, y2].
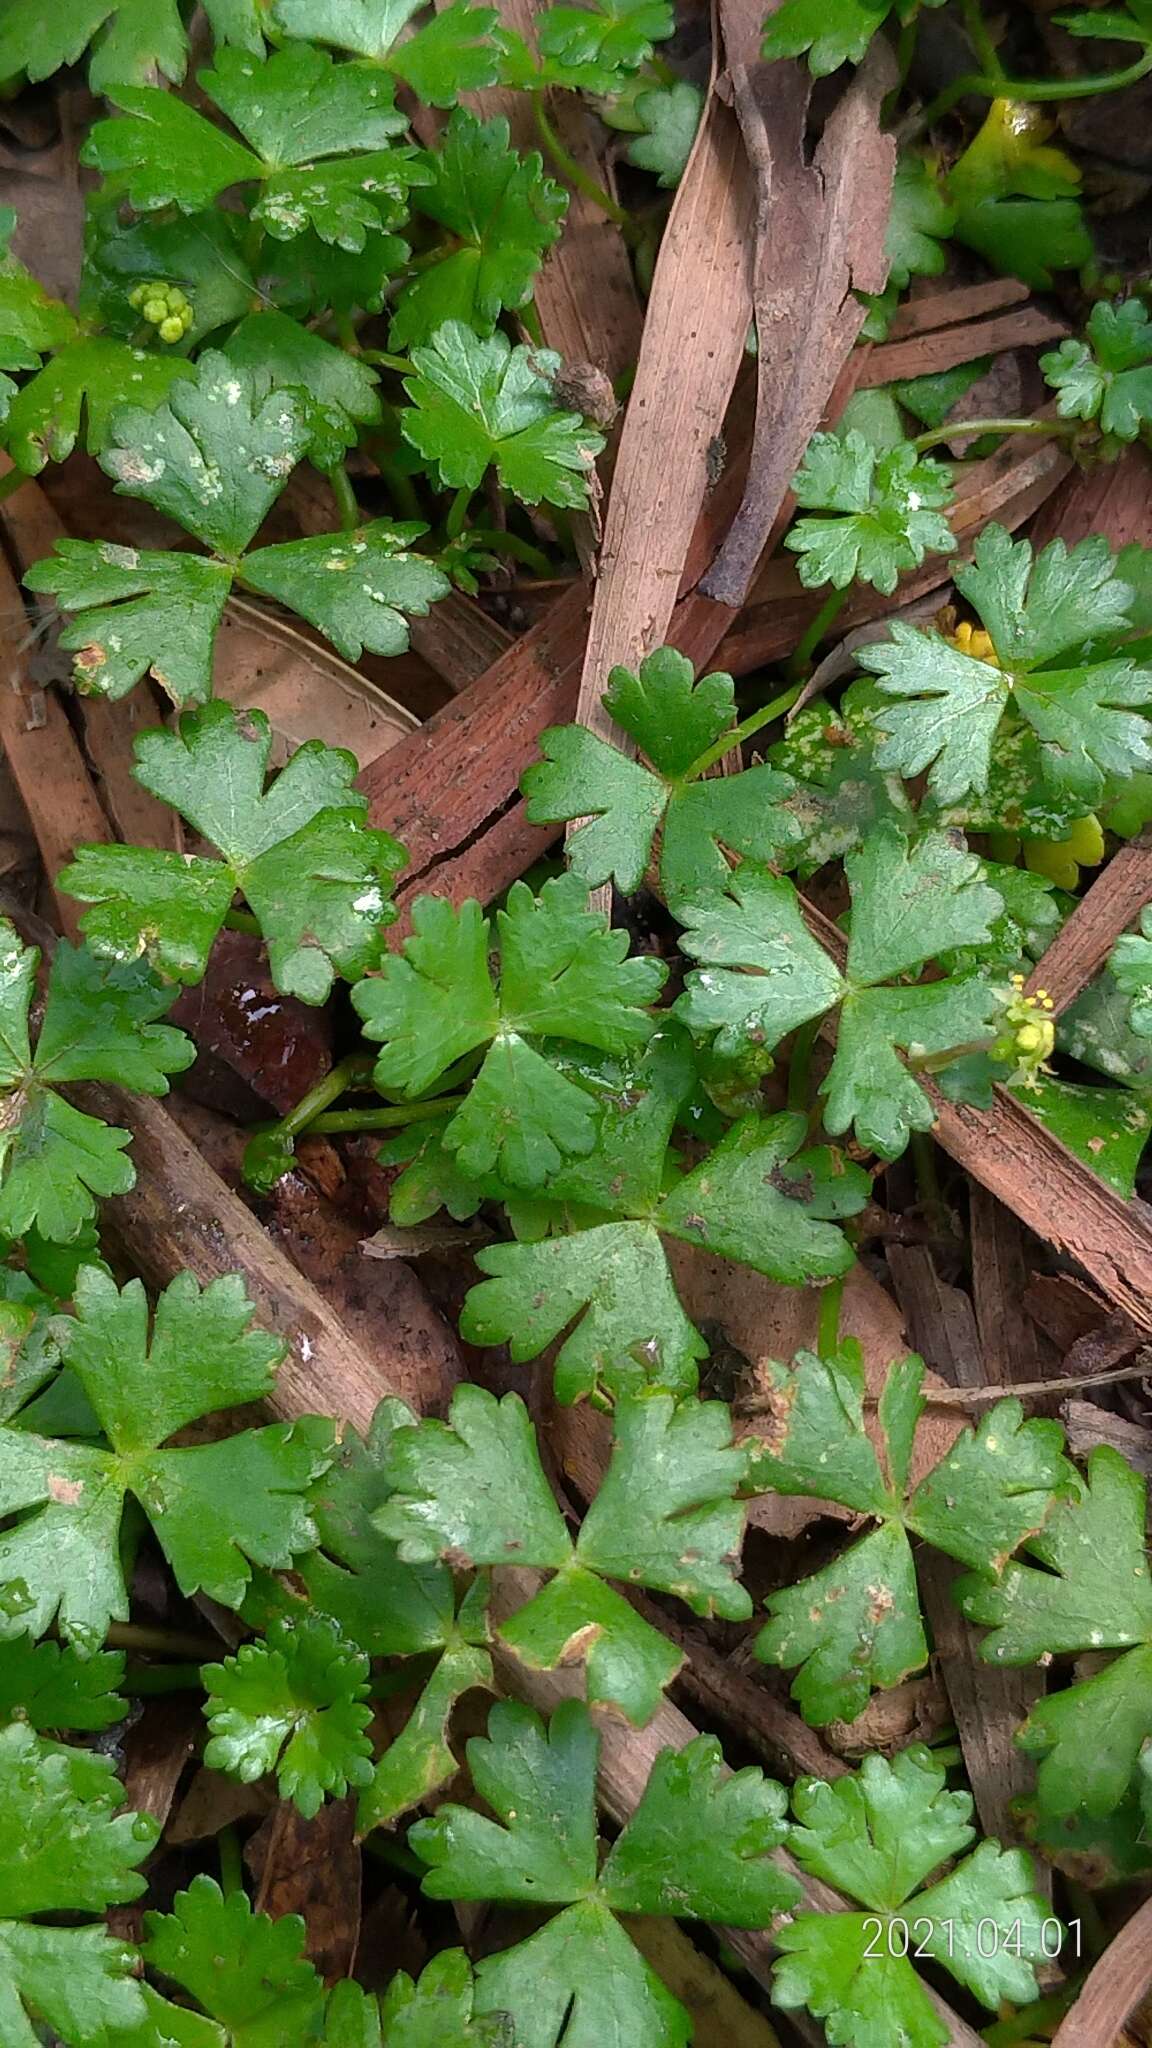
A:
[279, 1054, 376, 1142]
[683, 680, 806, 783]
[818, 1275, 844, 1356]
[362, 348, 416, 376]
[124, 1662, 205, 1695]
[532, 91, 638, 239]
[912, 417, 1079, 452]
[218, 1827, 245, 1898]
[910, 1130, 942, 1213]
[787, 585, 851, 680]
[445, 486, 473, 542]
[913, 43, 1152, 131]
[223, 908, 261, 936]
[519, 298, 545, 347]
[465, 526, 553, 578]
[787, 1017, 821, 1115]
[326, 463, 361, 533]
[961, 0, 1005, 83]
[305, 1096, 464, 1135]
[0, 465, 28, 505]
[369, 440, 424, 521]
[106, 1620, 222, 1659]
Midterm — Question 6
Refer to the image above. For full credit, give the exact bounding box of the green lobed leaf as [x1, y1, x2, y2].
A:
[0, 1637, 126, 1731]
[0, 0, 190, 89]
[82, 86, 263, 212]
[476, 1897, 688, 2048]
[139, 1876, 329, 2043]
[674, 865, 847, 1058]
[599, 1734, 797, 1923]
[412, 1698, 600, 1904]
[376, 1385, 575, 1572]
[273, 0, 500, 104]
[2, 342, 193, 477]
[624, 81, 702, 187]
[392, 110, 566, 346]
[1111, 904, 1152, 1036]
[0, 1724, 155, 2046]
[1008, 1072, 1151, 1199]
[947, 98, 1093, 289]
[96, 348, 311, 557]
[203, 1613, 374, 1819]
[358, 1639, 494, 1834]
[24, 540, 232, 707]
[380, 1949, 517, 2047]
[401, 321, 605, 509]
[241, 524, 450, 664]
[787, 432, 955, 597]
[1042, 298, 1152, 440]
[761, 0, 935, 76]
[758, 1519, 927, 1726]
[535, 0, 674, 93]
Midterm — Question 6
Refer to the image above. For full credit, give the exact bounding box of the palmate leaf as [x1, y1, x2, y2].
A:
[0, 1723, 156, 2047]
[959, 1447, 1152, 1821]
[1043, 298, 1152, 441]
[377, 1381, 750, 1723]
[0, 923, 193, 1245]
[0, 0, 192, 92]
[774, 1748, 1051, 2048]
[61, 702, 407, 1004]
[0, 1638, 126, 1731]
[392, 110, 566, 346]
[136, 1877, 330, 2045]
[862, 525, 1151, 807]
[947, 96, 1093, 290]
[2, 342, 193, 477]
[750, 1345, 1072, 1724]
[242, 523, 449, 662]
[762, 0, 945, 76]
[676, 825, 1004, 1160]
[787, 432, 955, 596]
[222, 310, 383, 467]
[84, 48, 425, 247]
[463, 1106, 869, 1400]
[0, 1267, 332, 1649]
[353, 874, 664, 1189]
[401, 321, 605, 509]
[624, 81, 702, 187]
[411, 1700, 796, 2042]
[204, 1614, 374, 1819]
[381, 1950, 517, 2048]
[534, 0, 674, 92]
[273, 0, 500, 104]
[522, 646, 803, 906]
[28, 542, 233, 707]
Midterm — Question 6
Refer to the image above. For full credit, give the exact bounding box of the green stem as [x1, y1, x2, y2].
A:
[369, 441, 423, 521]
[223, 908, 261, 935]
[914, 44, 1152, 130]
[961, 0, 1005, 83]
[106, 1620, 222, 1659]
[326, 463, 360, 533]
[445, 486, 473, 542]
[464, 526, 553, 578]
[787, 585, 851, 680]
[124, 1662, 205, 1695]
[362, 348, 416, 376]
[279, 1054, 376, 1142]
[818, 1275, 844, 1356]
[683, 680, 806, 783]
[787, 1017, 821, 1115]
[519, 298, 545, 347]
[305, 1096, 464, 1135]
[218, 1827, 245, 1898]
[532, 91, 638, 239]
[911, 417, 1079, 452]
[911, 1130, 942, 1213]
[0, 465, 28, 504]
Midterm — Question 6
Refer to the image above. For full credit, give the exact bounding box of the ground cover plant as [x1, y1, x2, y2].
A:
[3, 0, 1152, 2042]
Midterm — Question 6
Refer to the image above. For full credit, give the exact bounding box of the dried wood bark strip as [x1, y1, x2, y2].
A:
[358, 577, 589, 873]
[1024, 832, 1152, 1014]
[1051, 1892, 1152, 2047]
[573, 62, 756, 732]
[969, 1186, 1058, 1389]
[1062, 1399, 1152, 1475]
[699, 36, 894, 608]
[859, 305, 1070, 385]
[286, 472, 513, 691]
[626, 1921, 787, 2048]
[887, 1245, 984, 1387]
[488, 1569, 986, 2048]
[0, 550, 111, 934]
[888, 276, 1032, 339]
[250, 1799, 362, 1981]
[917, 1551, 1046, 1854]
[169, 1094, 461, 1414]
[81, 1086, 431, 1428]
[392, 800, 557, 930]
[1024, 436, 1152, 552]
[0, 467, 180, 851]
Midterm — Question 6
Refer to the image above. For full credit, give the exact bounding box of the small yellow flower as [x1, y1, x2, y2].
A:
[992, 977, 1056, 1089]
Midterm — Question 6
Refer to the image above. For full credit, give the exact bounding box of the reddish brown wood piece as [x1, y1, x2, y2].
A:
[1025, 832, 1152, 1014]
[859, 305, 1070, 385]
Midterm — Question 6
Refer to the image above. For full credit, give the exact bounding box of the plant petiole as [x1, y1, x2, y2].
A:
[532, 91, 639, 241]
[326, 462, 361, 533]
[911, 417, 1080, 453]
[276, 1053, 377, 1143]
[818, 1274, 844, 1356]
[787, 585, 851, 679]
[684, 680, 806, 782]
[304, 1096, 464, 1134]
[913, 44, 1152, 133]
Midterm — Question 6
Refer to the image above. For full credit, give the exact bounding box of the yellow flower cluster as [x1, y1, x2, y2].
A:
[128, 281, 193, 344]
